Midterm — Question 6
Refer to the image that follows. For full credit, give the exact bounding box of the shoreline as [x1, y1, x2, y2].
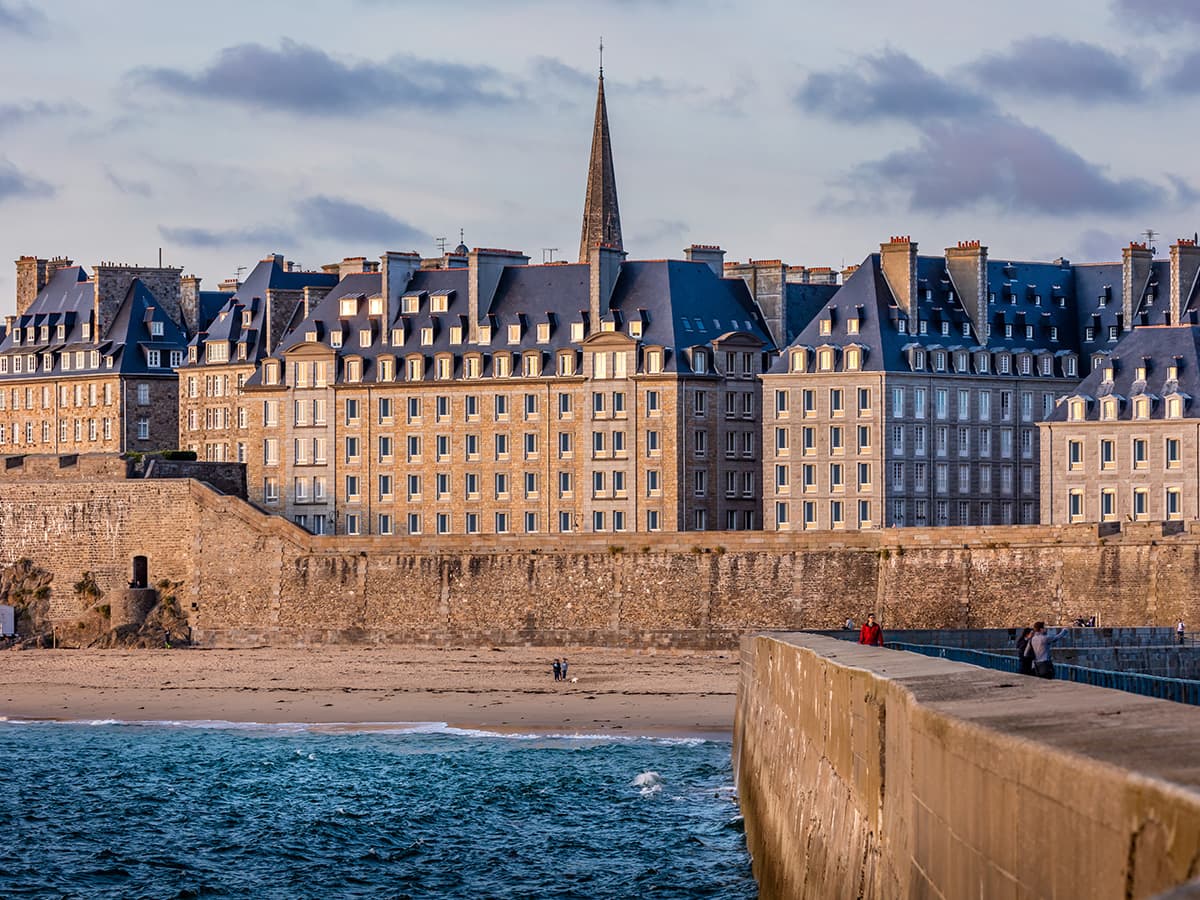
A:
[0, 646, 739, 739]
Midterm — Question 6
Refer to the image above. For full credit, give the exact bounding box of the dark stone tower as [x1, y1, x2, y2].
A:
[578, 70, 623, 263]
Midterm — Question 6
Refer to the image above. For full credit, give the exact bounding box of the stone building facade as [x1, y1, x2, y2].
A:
[763, 238, 1083, 530]
[0, 258, 192, 454]
[177, 254, 336, 462]
[1041, 323, 1200, 525]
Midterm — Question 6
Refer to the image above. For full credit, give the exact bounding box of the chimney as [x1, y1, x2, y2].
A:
[338, 256, 372, 279]
[1170, 239, 1200, 326]
[92, 262, 183, 338]
[218, 277, 241, 293]
[1122, 242, 1153, 332]
[379, 251, 421, 341]
[838, 265, 858, 283]
[302, 284, 334, 321]
[468, 248, 530, 341]
[880, 236, 918, 316]
[684, 244, 725, 276]
[15, 255, 73, 315]
[723, 258, 787, 348]
[588, 244, 625, 332]
[945, 240, 988, 344]
[180, 275, 202, 337]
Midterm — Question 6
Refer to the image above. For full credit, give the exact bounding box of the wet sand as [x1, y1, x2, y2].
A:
[0, 646, 740, 738]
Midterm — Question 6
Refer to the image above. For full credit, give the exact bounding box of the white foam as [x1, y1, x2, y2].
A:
[632, 771, 664, 795]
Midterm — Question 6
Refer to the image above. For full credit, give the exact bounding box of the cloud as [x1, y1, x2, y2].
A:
[0, 1, 45, 36]
[133, 40, 519, 115]
[0, 100, 81, 132]
[158, 224, 296, 249]
[969, 37, 1145, 102]
[296, 196, 428, 246]
[631, 219, 688, 246]
[1160, 49, 1200, 93]
[1076, 229, 1129, 262]
[1112, 0, 1200, 29]
[796, 50, 988, 124]
[851, 115, 1166, 215]
[0, 158, 49, 202]
[105, 167, 154, 198]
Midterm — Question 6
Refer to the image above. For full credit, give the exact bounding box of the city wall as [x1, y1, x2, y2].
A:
[2, 476, 1200, 646]
[733, 633, 1200, 899]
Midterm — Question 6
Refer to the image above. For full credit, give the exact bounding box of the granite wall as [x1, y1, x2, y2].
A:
[1, 475, 1200, 646]
[733, 633, 1200, 899]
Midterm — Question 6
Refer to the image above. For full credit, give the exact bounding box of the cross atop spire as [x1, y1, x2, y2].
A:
[578, 57, 623, 263]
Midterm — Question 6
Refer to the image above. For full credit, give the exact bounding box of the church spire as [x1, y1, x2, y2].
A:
[578, 54, 623, 263]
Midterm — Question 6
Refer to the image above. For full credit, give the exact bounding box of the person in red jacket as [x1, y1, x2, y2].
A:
[858, 613, 884, 647]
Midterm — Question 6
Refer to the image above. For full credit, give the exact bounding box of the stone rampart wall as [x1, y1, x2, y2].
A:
[733, 633, 1200, 899]
[2, 476, 1200, 645]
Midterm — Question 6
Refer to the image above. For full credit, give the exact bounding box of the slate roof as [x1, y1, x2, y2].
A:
[1045, 324, 1200, 422]
[183, 256, 338, 368]
[768, 252, 1086, 375]
[259, 258, 773, 385]
[0, 265, 187, 379]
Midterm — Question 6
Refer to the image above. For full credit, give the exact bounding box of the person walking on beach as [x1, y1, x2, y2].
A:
[858, 614, 884, 647]
[561, 658, 569, 682]
[1179, 620, 1187, 646]
[552, 658, 561, 682]
[844, 617, 855, 631]
[1025, 621, 1069, 679]
[1015, 627, 1034, 676]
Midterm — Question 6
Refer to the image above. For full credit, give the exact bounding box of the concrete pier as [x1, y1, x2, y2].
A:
[733, 633, 1200, 899]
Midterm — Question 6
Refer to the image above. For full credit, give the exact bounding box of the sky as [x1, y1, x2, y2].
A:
[0, 0, 1197, 315]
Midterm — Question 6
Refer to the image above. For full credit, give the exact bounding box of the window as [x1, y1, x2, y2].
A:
[1133, 488, 1149, 521]
[1101, 489, 1117, 521]
[1167, 438, 1181, 469]
[136, 418, 149, 440]
[1167, 487, 1183, 520]
[858, 425, 871, 451]
[803, 389, 816, 417]
[1133, 438, 1148, 469]
[1069, 490, 1084, 522]
[858, 388, 871, 414]
[1068, 440, 1083, 470]
[137, 383, 150, 405]
[830, 389, 844, 416]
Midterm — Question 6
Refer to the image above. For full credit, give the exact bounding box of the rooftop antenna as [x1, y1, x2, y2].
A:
[542, 248, 559, 264]
[1143, 228, 1159, 254]
[235, 265, 247, 282]
[599, 36, 603, 78]
[158, 247, 163, 267]
[436, 237, 447, 255]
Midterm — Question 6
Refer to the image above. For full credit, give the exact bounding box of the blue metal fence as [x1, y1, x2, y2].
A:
[889, 642, 1200, 706]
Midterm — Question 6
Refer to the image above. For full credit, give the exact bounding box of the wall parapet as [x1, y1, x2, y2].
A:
[733, 633, 1200, 899]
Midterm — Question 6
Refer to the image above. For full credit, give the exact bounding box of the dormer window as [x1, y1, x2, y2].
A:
[242, 310, 253, 328]
[406, 356, 423, 380]
[817, 349, 833, 372]
[38, 326, 47, 342]
[206, 342, 229, 363]
[1040, 356, 1053, 376]
[601, 320, 616, 332]
[537, 323, 550, 343]
[148, 349, 161, 368]
[339, 297, 357, 317]
[421, 327, 434, 346]
[897, 318, 907, 334]
[977, 353, 990, 374]
[188, 346, 198, 363]
[941, 322, 950, 336]
[369, 296, 384, 316]
[264, 362, 280, 385]
[819, 319, 832, 336]
[558, 352, 576, 376]
[1169, 365, 1179, 381]
[82, 323, 91, 340]
[55, 324, 64, 341]
[1102, 366, 1113, 385]
[330, 330, 343, 348]
[934, 351, 946, 372]
[845, 347, 861, 371]
[464, 356, 480, 378]
[391, 328, 404, 346]
[1101, 397, 1118, 420]
[571, 322, 585, 342]
[912, 350, 925, 371]
[1004, 323, 1013, 338]
[646, 349, 662, 374]
[1068, 398, 1086, 421]
[347, 359, 362, 383]
[450, 326, 463, 345]
[918, 321, 928, 335]
[359, 329, 371, 348]
[1019, 355, 1032, 376]
[1099, 292, 1108, 308]
[431, 294, 449, 313]
[1136, 366, 1147, 382]
[997, 354, 1010, 374]
[238, 343, 247, 361]
[1065, 356, 1077, 377]
[1134, 397, 1151, 419]
[629, 320, 643, 339]
[508, 324, 522, 344]
[478, 325, 492, 344]
[305, 331, 317, 342]
[150, 321, 164, 338]
[1050, 326, 1058, 341]
[523, 353, 541, 377]
[42, 352, 52, 372]
[1167, 396, 1184, 418]
[790, 350, 806, 373]
[962, 322, 971, 338]
[847, 318, 859, 335]
[402, 295, 419, 314]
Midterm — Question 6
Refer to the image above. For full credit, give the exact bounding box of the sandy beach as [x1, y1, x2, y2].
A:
[0, 646, 740, 738]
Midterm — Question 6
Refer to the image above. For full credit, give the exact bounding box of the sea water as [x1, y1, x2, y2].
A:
[0, 721, 757, 899]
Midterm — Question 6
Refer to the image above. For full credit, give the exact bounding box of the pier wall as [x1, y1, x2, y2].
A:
[1, 475, 1200, 646]
[733, 633, 1200, 899]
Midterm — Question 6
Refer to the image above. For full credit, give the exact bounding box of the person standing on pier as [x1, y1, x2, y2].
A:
[1015, 628, 1035, 676]
[1025, 621, 1069, 679]
[858, 614, 884, 647]
[1179, 620, 1187, 646]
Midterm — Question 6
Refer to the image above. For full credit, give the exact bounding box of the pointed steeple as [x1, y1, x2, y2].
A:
[578, 65, 623, 263]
